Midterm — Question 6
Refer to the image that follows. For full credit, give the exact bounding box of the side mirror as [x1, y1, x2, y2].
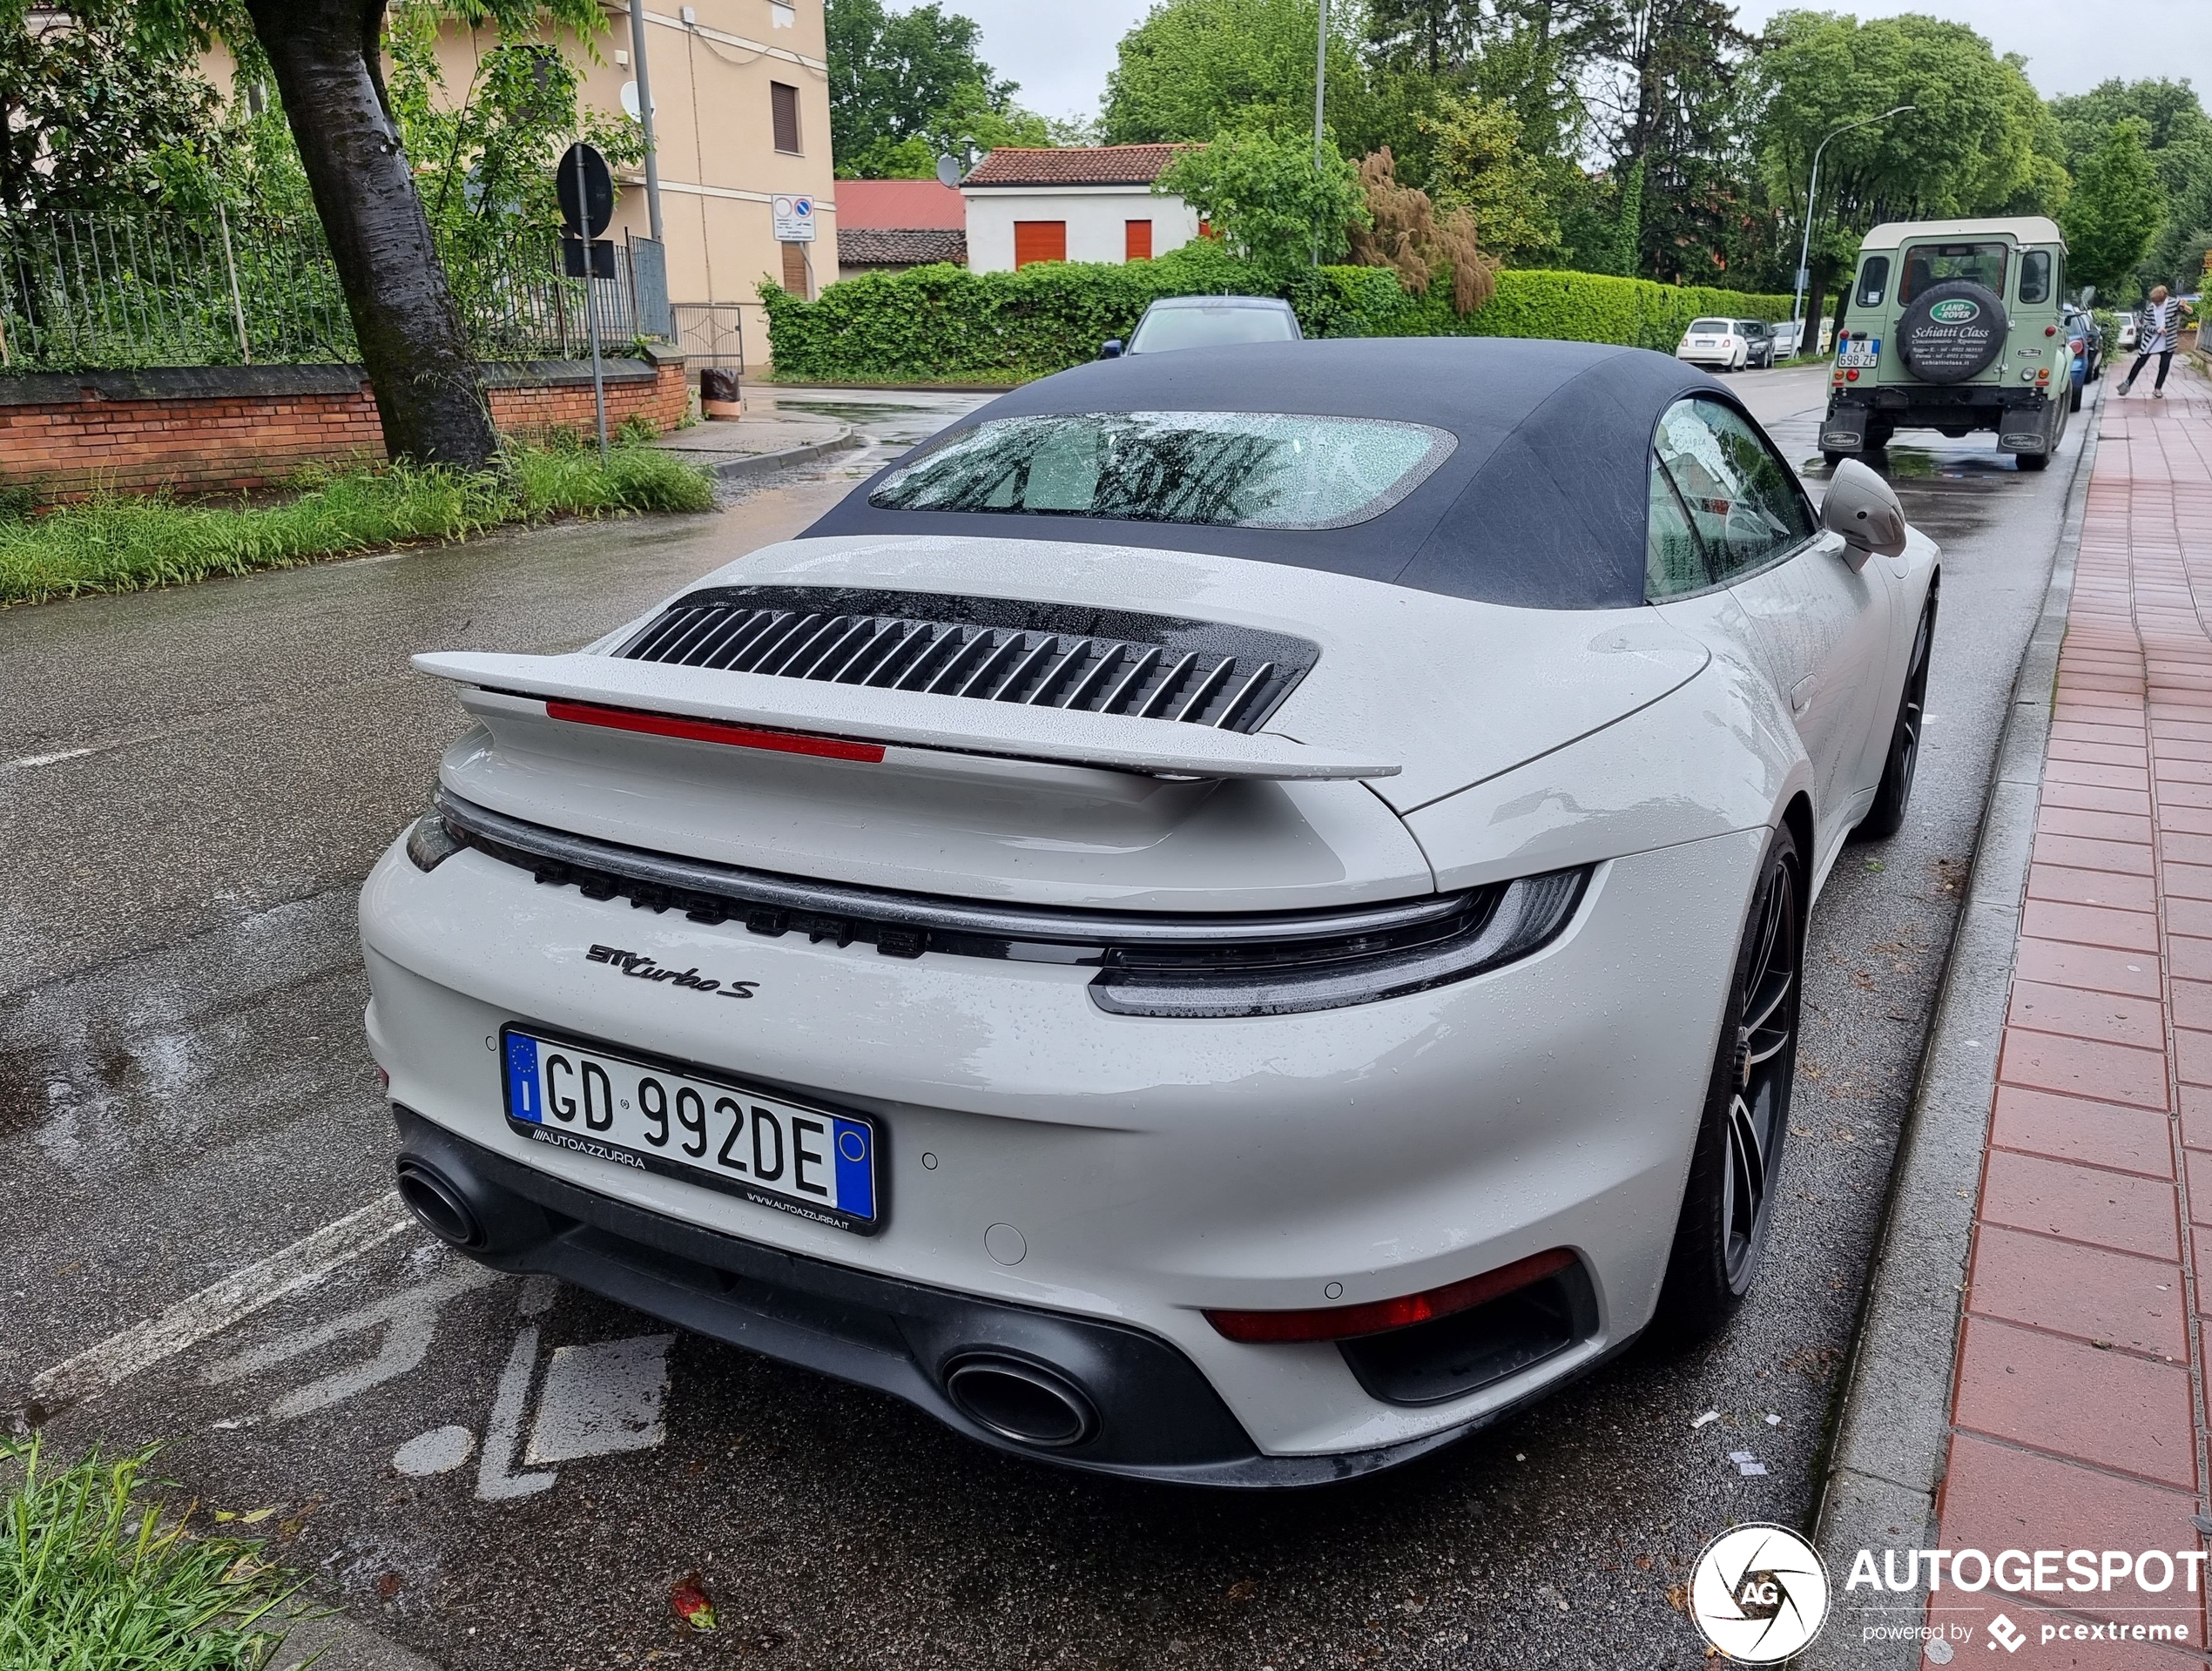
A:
[1099, 339, 1123, 360]
[1823, 458, 1909, 568]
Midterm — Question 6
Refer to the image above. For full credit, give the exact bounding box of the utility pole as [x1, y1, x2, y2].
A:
[1312, 0, 1329, 266]
[1790, 104, 1912, 354]
[629, 1, 665, 244]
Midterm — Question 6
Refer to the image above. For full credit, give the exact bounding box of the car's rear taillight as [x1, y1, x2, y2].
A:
[545, 697, 885, 763]
[1205, 1249, 1578, 1344]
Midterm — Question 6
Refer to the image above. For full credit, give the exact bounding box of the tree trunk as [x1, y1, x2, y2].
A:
[244, 0, 495, 468]
[1804, 270, 1828, 354]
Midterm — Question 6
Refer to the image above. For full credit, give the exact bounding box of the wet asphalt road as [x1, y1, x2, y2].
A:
[2, 369, 2094, 1668]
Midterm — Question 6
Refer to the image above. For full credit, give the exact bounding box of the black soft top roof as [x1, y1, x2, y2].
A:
[802, 336, 1735, 610]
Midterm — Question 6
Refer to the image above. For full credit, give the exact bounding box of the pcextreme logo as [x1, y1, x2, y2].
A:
[1689, 1525, 1831, 1663]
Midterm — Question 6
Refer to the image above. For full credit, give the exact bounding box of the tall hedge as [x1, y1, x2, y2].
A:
[759, 241, 1791, 382]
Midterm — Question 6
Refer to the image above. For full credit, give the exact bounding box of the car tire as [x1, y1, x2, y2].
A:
[1654, 820, 1804, 1341]
[2018, 451, 2051, 472]
[2070, 384, 2084, 413]
[1857, 597, 1934, 841]
[1821, 449, 1847, 468]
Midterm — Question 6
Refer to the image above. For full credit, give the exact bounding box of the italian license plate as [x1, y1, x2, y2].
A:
[500, 1026, 881, 1234]
[1837, 341, 1879, 368]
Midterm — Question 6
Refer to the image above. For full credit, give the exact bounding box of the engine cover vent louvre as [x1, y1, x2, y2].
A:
[614, 586, 1319, 736]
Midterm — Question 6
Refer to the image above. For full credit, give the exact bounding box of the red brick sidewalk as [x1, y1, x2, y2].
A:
[1930, 370, 2212, 1661]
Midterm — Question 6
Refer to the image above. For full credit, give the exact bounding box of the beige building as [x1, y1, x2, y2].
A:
[209, 1, 840, 369]
[571, 2, 840, 365]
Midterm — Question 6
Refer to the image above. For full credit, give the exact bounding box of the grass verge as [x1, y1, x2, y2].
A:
[1, 1437, 298, 1669]
[0, 441, 716, 608]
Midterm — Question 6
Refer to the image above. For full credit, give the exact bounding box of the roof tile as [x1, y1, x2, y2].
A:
[962, 145, 1193, 188]
[839, 228, 967, 266]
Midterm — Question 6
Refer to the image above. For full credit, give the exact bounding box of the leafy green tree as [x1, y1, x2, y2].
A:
[140, 0, 606, 469]
[2052, 78, 2212, 297]
[1603, 156, 1644, 276]
[1155, 128, 1366, 279]
[1417, 91, 1559, 263]
[827, 0, 1049, 177]
[1103, 0, 1373, 149]
[0, 0, 222, 219]
[1590, 0, 1760, 284]
[1752, 11, 2065, 329]
[2062, 118, 2167, 300]
[1366, 0, 1480, 77]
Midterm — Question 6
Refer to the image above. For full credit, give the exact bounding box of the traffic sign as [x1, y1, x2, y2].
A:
[772, 194, 815, 241]
[557, 143, 614, 239]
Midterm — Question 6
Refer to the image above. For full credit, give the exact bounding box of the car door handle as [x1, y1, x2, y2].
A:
[1791, 673, 1819, 716]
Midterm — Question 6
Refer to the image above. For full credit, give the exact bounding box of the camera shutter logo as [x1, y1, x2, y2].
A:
[1689, 1524, 1831, 1663]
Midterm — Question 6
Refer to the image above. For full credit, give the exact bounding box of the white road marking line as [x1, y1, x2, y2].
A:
[524, 1334, 674, 1465]
[0, 745, 99, 771]
[26, 1191, 416, 1417]
[476, 1324, 557, 1501]
[393, 1424, 477, 1477]
[200, 1263, 497, 1418]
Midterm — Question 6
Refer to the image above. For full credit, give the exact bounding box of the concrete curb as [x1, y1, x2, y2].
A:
[703, 425, 863, 482]
[267, 1601, 444, 1671]
[1804, 395, 2106, 1668]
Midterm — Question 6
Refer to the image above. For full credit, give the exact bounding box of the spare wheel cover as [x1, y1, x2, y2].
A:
[1895, 278, 2007, 384]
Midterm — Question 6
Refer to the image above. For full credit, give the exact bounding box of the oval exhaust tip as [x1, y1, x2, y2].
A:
[942, 1354, 1097, 1449]
[395, 1157, 485, 1250]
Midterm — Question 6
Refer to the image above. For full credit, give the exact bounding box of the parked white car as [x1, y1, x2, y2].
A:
[1676, 317, 1773, 370]
[362, 340, 1937, 1485]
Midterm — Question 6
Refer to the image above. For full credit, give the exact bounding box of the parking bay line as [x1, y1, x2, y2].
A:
[20, 1190, 415, 1422]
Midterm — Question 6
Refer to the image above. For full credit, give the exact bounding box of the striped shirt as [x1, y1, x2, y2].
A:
[2141, 300, 2182, 354]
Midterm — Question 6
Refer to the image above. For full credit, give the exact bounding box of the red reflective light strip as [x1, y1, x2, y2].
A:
[1204, 1248, 1577, 1344]
[543, 698, 885, 763]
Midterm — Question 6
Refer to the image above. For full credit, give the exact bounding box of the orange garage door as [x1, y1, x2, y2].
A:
[1014, 220, 1067, 268]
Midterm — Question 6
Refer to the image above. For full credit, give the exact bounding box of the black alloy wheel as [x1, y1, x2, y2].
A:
[1857, 598, 1934, 840]
[1656, 823, 1804, 1337]
[1720, 856, 1797, 1289]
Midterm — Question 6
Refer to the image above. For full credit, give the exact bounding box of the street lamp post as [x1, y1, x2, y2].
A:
[1312, 0, 1329, 266]
[628, 1, 664, 245]
[1791, 104, 1912, 354]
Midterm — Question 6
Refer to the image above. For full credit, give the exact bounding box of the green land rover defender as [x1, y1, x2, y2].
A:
[1818, 216, 2073, 473]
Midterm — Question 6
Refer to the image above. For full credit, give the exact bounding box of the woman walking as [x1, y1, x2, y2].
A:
[2118, 286, 2187, 396]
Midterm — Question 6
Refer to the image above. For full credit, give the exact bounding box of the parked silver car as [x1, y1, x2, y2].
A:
[1102, 295, 1302, 359]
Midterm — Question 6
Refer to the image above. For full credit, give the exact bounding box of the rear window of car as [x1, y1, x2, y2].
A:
[1856, 255, 1891, 307]
[1689, 319, 1732, 334]
[867, 410, 1455, 530]
[1128, 306, 1298, 354]
[1901, 243, 2008, 303]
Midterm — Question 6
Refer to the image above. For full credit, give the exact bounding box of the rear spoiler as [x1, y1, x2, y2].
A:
[413, 651, 1401, 782]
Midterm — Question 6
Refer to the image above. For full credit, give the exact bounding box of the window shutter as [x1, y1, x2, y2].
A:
[1013, 221, 1066, 268]
[1124, 220, 1153, 261]
[780, 241, 808, 295]
[771, 82, 800, 153]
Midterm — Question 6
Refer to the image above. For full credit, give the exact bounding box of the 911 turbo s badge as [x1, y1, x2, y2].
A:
[585, 944, 758, 1001]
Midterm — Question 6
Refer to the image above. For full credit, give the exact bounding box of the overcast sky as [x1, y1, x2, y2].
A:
[952, 0, 2212, 125]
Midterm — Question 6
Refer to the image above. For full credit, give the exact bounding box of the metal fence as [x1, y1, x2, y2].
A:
[671, 302, 745, 372]
[0, 212, 673, 372]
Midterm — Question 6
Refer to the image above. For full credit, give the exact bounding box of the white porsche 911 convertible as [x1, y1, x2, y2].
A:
[361, 338, 1934, 1485]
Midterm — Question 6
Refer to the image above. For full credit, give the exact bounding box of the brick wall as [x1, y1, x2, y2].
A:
[0, 355, 691, 502]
